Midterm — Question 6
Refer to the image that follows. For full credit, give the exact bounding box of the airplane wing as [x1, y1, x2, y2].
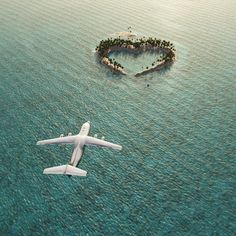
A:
[85, 136, 122, 150]
[37, 135, 76, 145]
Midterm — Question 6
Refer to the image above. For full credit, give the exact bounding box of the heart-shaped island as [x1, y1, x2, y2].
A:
[96, 36, 176, 77]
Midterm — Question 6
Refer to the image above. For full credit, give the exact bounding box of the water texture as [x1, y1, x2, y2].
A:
[0, 0, 235, 235]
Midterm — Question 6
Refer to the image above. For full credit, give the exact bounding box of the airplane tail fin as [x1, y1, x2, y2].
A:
[43, 164, 87, 176]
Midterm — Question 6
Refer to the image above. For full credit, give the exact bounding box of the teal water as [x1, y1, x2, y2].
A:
[109, 50, 163, 74]
[0, 0, 235, 235]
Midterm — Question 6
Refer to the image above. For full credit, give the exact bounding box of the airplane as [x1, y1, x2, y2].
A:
[37, 121, 122, 176]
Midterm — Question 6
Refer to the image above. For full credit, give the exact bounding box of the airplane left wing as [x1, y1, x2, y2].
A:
[85, 136, 122, 150]
[37, 135, 76, 145]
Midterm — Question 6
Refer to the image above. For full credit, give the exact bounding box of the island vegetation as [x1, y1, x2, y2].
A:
[96, 35, 176, 76]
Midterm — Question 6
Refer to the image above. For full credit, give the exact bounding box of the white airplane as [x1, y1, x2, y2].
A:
[37, 121, 122, 176]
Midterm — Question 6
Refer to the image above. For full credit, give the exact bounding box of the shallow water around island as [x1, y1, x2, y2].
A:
[109, 50, 163, 74]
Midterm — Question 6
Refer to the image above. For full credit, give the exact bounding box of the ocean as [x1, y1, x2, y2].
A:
[0, 0, 235, 235]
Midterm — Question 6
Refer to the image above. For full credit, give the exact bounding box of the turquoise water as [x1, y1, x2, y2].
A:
[109, 50, 163, 74]
[0, 0, 235, 235]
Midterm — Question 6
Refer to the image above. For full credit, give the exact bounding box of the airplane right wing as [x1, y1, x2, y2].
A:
[85, 136, 122, 150]
[37, 135, 76, 145]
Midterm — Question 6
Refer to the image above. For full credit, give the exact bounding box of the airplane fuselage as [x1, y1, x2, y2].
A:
[69, 121, 90, 166]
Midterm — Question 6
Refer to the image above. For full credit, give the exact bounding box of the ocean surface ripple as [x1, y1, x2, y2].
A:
[0, 0, 235, 235]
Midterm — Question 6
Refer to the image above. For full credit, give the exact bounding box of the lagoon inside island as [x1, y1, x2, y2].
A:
[96, 33, 176, 76]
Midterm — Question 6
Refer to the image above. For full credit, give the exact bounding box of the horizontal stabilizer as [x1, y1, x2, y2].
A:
[43, 165, 87, 176]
